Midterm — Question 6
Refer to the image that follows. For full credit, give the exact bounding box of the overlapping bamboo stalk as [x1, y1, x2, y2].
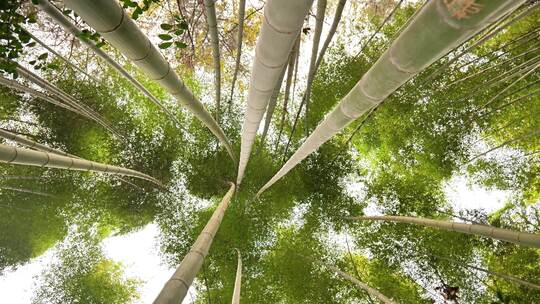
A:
[257, 0, 525, 196]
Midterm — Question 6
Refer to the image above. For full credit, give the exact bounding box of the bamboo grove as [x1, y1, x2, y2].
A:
[0, 0, 539, 303]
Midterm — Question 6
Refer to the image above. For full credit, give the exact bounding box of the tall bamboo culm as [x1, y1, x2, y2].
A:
[153, 182, 236, 303]
[34, 0, 181, 126]
[0, 144, 162, 186]
[232, 249, 242, 304]
[256, 0, 526, 196]
[64, 0, 235, 162]
[320, 262, 396, 304]
[237, 0, 314, 185]
[203, 0, 222, 121]
[349, 215, 540, 248]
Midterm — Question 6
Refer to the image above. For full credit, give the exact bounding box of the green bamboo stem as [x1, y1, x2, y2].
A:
[0, 185, 54, 197]
[0, 75, 82, 114]
[304, 0, 327, 133]
[314, 0, 347, 73]
[228, 0, 246, 112]
[0, 144, 162, 186]
[34, 0, 181, 126]
[153, 182, 236, 303]
[468, 128, 540, 162]
[64, 0, 235, 161]
[237, 0, 314, 185]
[203, 0, 222, 121]
[319, 261, 396, 304]
[348, 215, 540, 248]
[430, 254, 540, 291]
[232, 249, 242, 304]
[257, 0, 525, 196]
[276, 37, 299, 150]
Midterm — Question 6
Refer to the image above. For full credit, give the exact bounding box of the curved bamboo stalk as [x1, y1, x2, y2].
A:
[0, 75, 82, 114]
[348, 215, 540, 248]
[0, 128, 77, 158]
[256, 0, 525, 196]
[314, 0, 347, 73]
[275, 37, 299, 150]
[320, 262, 396, 304]
[153, 182, 236, 303]
[258, 62, 288, 152]
[34, 0, 181, 126]
[304, 0, 327, 133]
[0, 185, 55, 197]
[232, 249, 242, 304]
[203, 0, 221, 121]
[0, 175, 48, 181]
[24, 30, 100, 83]
[15, 64, 123, 139]
[468, 128, 540, 162]
[64, 0, 235, 161]
[0, 144, 162, 186]
[236, 0, 314, 185]
[229, 0, 246, 111]
[430, 254, 540, 291]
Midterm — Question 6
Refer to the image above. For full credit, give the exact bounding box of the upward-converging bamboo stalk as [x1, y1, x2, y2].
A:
[153, 182, 236, 303]
[314, 0, 347, 73]
[237, 0, 314, 185]
[229, 0, 246, 110]
[14, 64, 123, 139]
[33, 0, 181, 126]
[24, 30, 100, 83]
[0, 144, 162, 186]
[320, 262, 396, 304]
[304, 0, 327, 132]
[348, 215, 540, 248]
[256, 0, 525, 196]
[203, 0, 222, 122]
[0, 185, 55, 198]
[64, 0, 235, 161]
[232, 249, 242, 304]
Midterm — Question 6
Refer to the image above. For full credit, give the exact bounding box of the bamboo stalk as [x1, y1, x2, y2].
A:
[314, 0, 347, 73]
[0, 144, 162, 186]
[276, 37, 299, 150]
[228, 0, 246, 112]
[203, 0, 222, 121]
[153, 182, 236, 303]
[236, 0, 314, 185]
[0, 185, 55, 197]
[231, 249, 242, 304]
[319, 261, 396, 304]
[348, 215, 540, 248]
[304, 0, 327, 133]
[256, 0, 526, 196]
[64, 0, 235, 161]
[34, 0, 181, 126]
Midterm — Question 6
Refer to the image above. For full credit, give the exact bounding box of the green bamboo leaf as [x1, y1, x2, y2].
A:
[158, 42, 173, 49]
[158, 34, 173, 41]
[175, 41, 187, 49]
[160, 23, 173, 31]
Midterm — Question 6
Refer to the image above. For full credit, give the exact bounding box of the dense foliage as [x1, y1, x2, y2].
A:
[0, 0, 538, 303]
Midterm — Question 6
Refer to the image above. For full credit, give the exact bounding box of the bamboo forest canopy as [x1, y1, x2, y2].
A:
[0, 0, 539, 303]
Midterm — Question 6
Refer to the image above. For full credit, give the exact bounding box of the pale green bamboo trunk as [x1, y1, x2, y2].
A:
[229, 0, 246, 110]
[203, 0, 222, 121]
[304, 0, 327, 132]
[314, 0, 347, 72]
[64, 0, 235, 161]
[153, 183, 236, 303]
[257, 0, 525, 196]
[0, 144, 162, 186]
[322, 262, 396, 304]
[259, 62, 288, 151]
[232, 249, 242, 304]
[0, 185, 54, 197]
[0, 75, 82, 114]
[34, 0, 181, 126]
[349, 215, 540, 248]
[237, 0, 314, 185]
